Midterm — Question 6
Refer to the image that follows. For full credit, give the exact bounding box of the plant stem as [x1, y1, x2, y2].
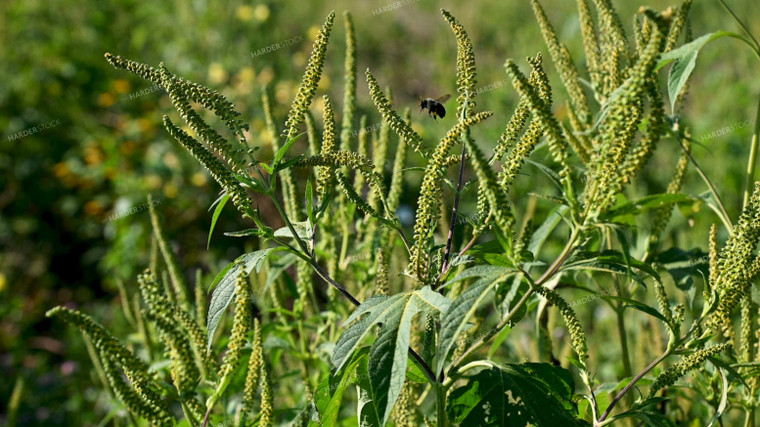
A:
[447, 227, 580, 377]
[436, 382, 449, 427]
[268, 187, 440, 384]
[597, 350, 670, 424]
[671, 129, 734, 232]
[441, 141, 468, 275]
[742, 97, 760, 210]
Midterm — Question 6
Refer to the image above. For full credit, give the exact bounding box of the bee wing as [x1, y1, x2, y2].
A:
[435, 94, 451, 103]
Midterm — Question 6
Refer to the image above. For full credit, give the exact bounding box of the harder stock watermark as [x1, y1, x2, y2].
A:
[6, 119, 61, 142]
[101, 199, 162, 223]
[251, 35, 304, 58]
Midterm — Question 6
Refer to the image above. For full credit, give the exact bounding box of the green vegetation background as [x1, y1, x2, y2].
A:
[0, 0, 757, 424]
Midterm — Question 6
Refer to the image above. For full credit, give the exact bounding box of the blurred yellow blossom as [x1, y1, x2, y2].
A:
[163, 152, 179, 169]
[138, 117, 155, 134]
[237, 67, 256, 83]
[164, 182, 179, 198]
[145, 174, 163, 190]
[317, 75, 330, 91]
[308, 25, 321, 41]
[254, 5, 270, 22]
[120, 140, 137, 156]
[208, 63, 228, 85]
[111, 79, 131, 94]
[0, 273, 6, 293]
[98, 93, 116, 108]
[191, 172, 208, 186]
[275, 81, 293, 105]
[291, 51, 306, 68]
[83, 200, 104, 217]
[84, 145, 104, 166]
[257, 67, 274, 86]
[236, 5, 254, 21]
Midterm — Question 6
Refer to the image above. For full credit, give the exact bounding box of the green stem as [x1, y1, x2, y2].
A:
[742, 97, 760, 210]
[597, 349, 671, 425]
[436, 382, 449, 427]
[181, 400, 199, 427]
[447, 228, 580, 377]
[671, 129, 734, 232]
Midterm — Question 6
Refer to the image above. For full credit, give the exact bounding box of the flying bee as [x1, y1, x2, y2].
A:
[419, 94, 451, 121]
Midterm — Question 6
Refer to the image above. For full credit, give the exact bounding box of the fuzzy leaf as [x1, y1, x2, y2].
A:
[332, 287, 450, 426]
[529, 205, 570, 256]
[310, 348, 369, 427]
[437, 268, 516, 376]
[600, 193, 694, 222]
[206, 248, 280, 347]
[207, 192, 230, 249]
[447, 363, 587, 426]
[656, 31, 740, 112]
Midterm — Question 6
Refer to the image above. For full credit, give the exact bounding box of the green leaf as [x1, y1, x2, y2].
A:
[525, 158, 563, 192]
[563, 250, 661, 285]
[654, 247, 709, 307]
[272, 132, 303, 168]
[437, 269, 515, 376]
[528, 205, 570, 256]
[655, 31, 738, 113]
[602, 295, 669, 323]
[207, 192, 230, 249]
[310, 347, 369, 427]
[305, 177, 315, 226]
[223, 228, 266, 237]
[206, 248, 281, 347]
[600, 193, 694, 222]
[332, 287, 450, 426]
[273, 220, 312, 240]
[447, 364, 587, 426]
[356, 352, 382, 427]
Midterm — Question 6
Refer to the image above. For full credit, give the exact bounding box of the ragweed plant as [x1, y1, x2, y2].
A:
[47, 1, 760, 426]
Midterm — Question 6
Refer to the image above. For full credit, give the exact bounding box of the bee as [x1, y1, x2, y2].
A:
[419, 94, 451, 121]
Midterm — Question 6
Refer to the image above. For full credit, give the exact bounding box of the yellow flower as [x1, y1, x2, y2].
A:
[257, 67, 274, 86]
[98, 93, 116, 107]
[84, 200, 104, 217]
[307, 25, 321, 41]
[0, 273, 7, 293]
[162, 152, 179, 169]
[254, 5, 270, 22]
[191, 172, 208, 187]
[236, 5, 254, 21]
[237, 66, 256, 83]
[163, 182, 178, 198]
[208, 63, 228, 85]
[145, 174, 163, 189]
[112, 79, 131, 94]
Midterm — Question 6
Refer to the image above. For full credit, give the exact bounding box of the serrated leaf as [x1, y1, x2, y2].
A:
[223, 228, 264, 237]
[310, 348, 369, 427]
[437, 271, 514, 376]
[446, 363, 587, 426]
[206, 248, 281, 347]
[563, 250, 661, 285]
[331, 287, 450, 426]
[355, 356, 382, 427]
[655, 31, 739, 112]
[526, 158, 563, 192]
[273, 220, 312, 240]
[602, 295, 669, 323]
[207, 192, 230, 249]
[600, 193, 694, 222]
[528, 205, 570, 256]
[272, 133, 303, 168]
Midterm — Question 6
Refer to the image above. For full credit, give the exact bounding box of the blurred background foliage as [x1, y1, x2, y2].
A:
[0, 0, 758, 424]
